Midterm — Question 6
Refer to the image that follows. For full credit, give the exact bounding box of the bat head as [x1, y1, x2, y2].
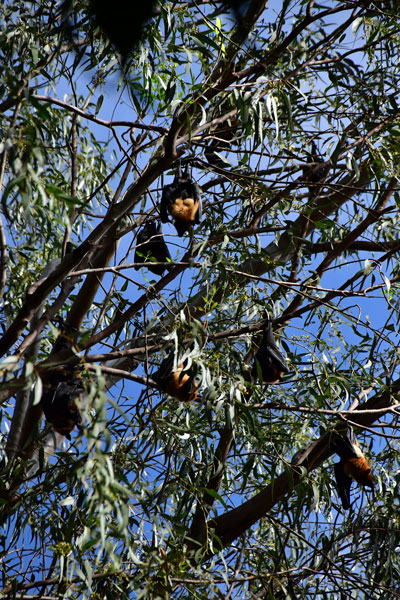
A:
[356, 465, 374, 489]
[52, 416, 81, 439]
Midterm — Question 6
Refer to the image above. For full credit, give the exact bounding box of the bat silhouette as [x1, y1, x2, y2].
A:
[253, 320, 289, 384]
[134, 221, 171, 276]
[41, 378, 84, 439]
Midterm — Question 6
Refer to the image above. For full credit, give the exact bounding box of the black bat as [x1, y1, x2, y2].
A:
[41, 378, 84, 439]
[134, 221, 171, 276]
[153, 351, 198, 403]
[302, 141, 329, 200]
[332, 427, 374, 509]
[51, 320, 79, 355]
[204, 118, 238, 169]
[89, 0, 159, 60]
[253, 320, 289, 384]
[160, 163, 202, 236]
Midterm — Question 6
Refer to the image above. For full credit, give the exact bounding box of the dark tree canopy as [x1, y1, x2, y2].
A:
[1, 0, 400, 598]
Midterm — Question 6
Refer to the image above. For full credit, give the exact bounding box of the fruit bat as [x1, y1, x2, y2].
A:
[160, 163, 202, 236]
[303, 141, 329, 200]
[52, 320, 79, 355]
[253, 320, 289, 384]
[205, 118, 238, 169]
[332, 427, 374, 510]
[153, 351, 198, 403]
[134, 221, 171, 276]
[89, 1, 158, 60]
[41, 378, 84, 439]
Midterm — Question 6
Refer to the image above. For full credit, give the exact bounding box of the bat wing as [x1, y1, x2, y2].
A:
[41, 387, 58, 421]
[332, 428, 360, 461]
[134, 224, 152, 268]
[160, 187, 173, 223]
[259, 321, 288, 370]
[253, 321, 289, 383]
[334, 461, 352, 510]
[262, 320, 276, 345]
[152, 238, 171, 264]
[255, 339, 289, 373]
[266, 345, 290, 373]
[153, 352, 175, 386]
[135, 224, 171, 274]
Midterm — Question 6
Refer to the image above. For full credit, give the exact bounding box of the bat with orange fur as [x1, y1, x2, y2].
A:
[332, 427, 374, 509]
[153, 351, 198, 402]
[160, 163, 202, 236]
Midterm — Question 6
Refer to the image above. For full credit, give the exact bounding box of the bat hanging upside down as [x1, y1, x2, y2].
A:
[332, 426, 374, 510]
[253, 320, 290, 384]
[160, 162, 202, 236]
[41, 378, 84, 439]
[134, 221, 171, 276]
[153, 351, 199, 403]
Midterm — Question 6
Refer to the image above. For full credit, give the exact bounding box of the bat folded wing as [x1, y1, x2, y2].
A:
[334, 462, 352, 510]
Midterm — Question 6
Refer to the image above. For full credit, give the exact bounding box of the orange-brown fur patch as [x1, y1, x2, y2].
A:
[168, 197, 199, 224]
[164, 363, 198, 402]
[344, 457, 374, 488]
